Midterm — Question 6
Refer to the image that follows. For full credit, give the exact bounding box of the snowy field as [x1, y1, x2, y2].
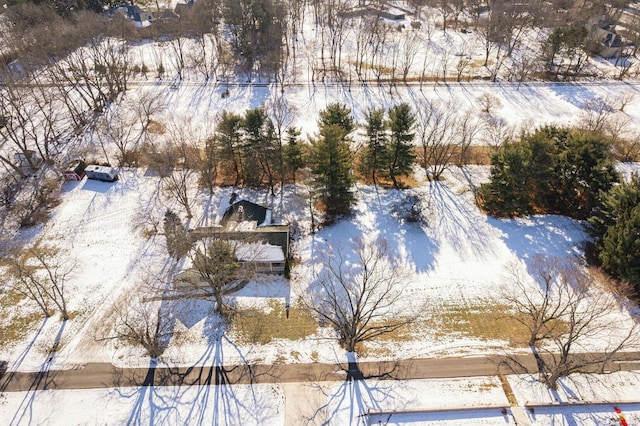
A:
[3, 5, 640, 422]
[3, 163, 621, 371]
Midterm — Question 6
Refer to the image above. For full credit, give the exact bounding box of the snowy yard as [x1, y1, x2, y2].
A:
[3, 21, 640, 422]
[2, 373, 639, 425]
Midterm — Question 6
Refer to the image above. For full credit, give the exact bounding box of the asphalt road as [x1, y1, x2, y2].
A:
[1, 351, 638, 393]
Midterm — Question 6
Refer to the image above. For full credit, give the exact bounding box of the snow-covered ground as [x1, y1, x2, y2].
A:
[3, 163, 619, 372]
[3, 5, 640, 422]
[2, 373, 639, 425]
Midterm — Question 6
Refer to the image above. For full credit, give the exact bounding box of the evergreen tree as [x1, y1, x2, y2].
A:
[163, 210, 192, 259]
[589, 176, 640, 291]
[386, 103, 416, 189]
[215, 111, 244, 186]
[480, 126, 618, 219]
[553, 132, 618, 219]
[283, 127, 306, 184]
[242, 108, 278, 188]
[318, 103, 355, 135]
[359, 108, 388, 186]
[310, 124, 355, 218]
[480, 141, 534, 217]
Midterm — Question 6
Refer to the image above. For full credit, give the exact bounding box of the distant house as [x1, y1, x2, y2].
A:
[63, 159, 87, 181]
[174, 1, 193, 17]
[106, 4, 153, 27]
[339, 2, 409, 20]
[594, 25, 626, 58]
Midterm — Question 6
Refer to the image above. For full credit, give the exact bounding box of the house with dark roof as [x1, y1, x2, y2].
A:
[189, 193, 289, 274]
[221, 199, 270, 228]
[106, 4, 153, 27]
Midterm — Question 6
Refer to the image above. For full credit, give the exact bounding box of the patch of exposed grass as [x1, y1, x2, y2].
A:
[0, 290, 43, 346]
[230, 300, 318, 345]
[433, 304, 532, 347]
[0, 290, 42, 347]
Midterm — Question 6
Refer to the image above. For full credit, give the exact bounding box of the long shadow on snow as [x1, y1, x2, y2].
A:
[547, 83, 601, 111]
[115, 305, 279, 425]
[314, 186, 438, 274]
[303, 354, 412, 425]
[8, 321, 67, 426]
[428, 181, 496, 259]
[487, 214, 586, 265]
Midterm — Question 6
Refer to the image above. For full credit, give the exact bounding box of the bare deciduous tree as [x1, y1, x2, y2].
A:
[302, 237, 414, 353]
[579, 98, 614, 134]
[481, 116, 514, 151]
[161, 145, 198, 219]
[477, 92, 503, 115]
[107, 298, 176, 358]
[499, 255, 640, 389]
[4, 242, 74, 320]
[187, 239, 257, 315]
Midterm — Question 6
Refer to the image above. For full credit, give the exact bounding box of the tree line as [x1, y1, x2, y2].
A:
[479, 125, 640, 294]
[2, 0, 640, 87]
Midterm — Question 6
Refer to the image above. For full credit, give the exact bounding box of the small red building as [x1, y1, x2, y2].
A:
[63, 159, 87, 181]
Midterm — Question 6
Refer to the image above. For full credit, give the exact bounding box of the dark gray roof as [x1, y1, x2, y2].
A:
[220, 200, 268, 227]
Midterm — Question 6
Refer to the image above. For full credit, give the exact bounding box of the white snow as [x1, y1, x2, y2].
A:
[2, 3, 640, 424]
[3, 373, 639, 425]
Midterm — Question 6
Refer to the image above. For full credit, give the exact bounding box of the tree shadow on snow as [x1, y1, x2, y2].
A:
[302, 353, 411, 425]
[314, 186, 438, 274]
[428, 181, 496, 259]
[7, 321, 67, 426]
[487, 214, 586, 266]
[114, 306, 279, 425]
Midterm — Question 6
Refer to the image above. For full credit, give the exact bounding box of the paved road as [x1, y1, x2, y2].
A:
[1, 351, 639, 392]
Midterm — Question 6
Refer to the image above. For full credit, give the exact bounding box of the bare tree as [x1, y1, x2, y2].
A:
[614, 92, 636, 112]
[399, 31, 420, 82]
[266, 95, 296, 207]
[579, 97, 614, 134]
[161, 142, 199, 218]
[4, 242, 74, 320]
[481, 116, 514, 151]
[107, 298, 176, 358]
[197, 136, 220, 195]
[602, 114, 640, 162]
[455, 110, 483, 166]
[415, 99, 462, 179]
[499, 255, 640, 389]
[0, 79, 66, 175]
[477, 92, 503, 115]
[187, 239, 257, 315]
[302, 237, 414, 353]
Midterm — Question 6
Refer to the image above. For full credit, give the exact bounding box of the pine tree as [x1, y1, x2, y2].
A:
[359, 108, 388, 186]
[480, 141, 533, 217]
[215, 111, 244, 186]
[283, 127, 306, 184]
[590, 176, 640, 291]
[553, 132, 618, 219]
[242, 108, 278, 188]
[310, 124, 355, 218]
[318, 103, 355, 135]
[163, 210, 192, 259]
[480, 126, 618, 219]
[386, 103, 416, 189]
